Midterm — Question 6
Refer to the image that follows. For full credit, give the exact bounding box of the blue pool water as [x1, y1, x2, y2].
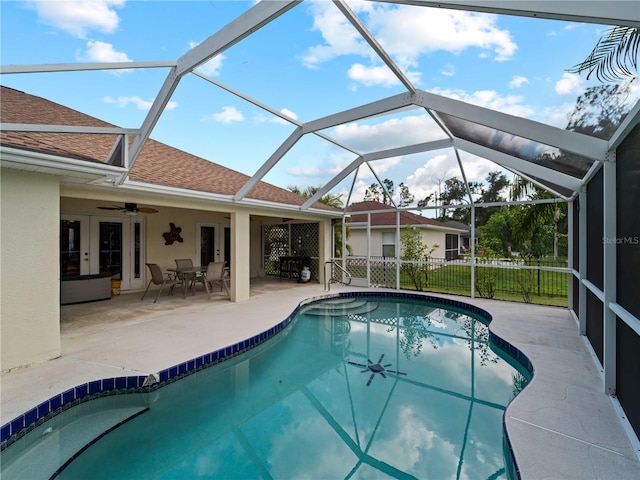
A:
[2, 294, 530, 479]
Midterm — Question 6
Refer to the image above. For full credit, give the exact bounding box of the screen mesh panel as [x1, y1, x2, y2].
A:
[616, 124, 640, 320]
[586, 167, 604, 291]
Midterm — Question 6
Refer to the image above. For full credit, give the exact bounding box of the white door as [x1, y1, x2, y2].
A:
[60, 214, 91, 276]
[60, 214, 145, 290]
[196, 222, 230, 268]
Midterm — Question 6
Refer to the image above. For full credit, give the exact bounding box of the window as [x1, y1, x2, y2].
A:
[382, 232, 395, 257]
[445, 234, 459, 261]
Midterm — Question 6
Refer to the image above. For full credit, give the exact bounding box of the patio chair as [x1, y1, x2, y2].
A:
[198, 261, 230, 297]
[141, 263, 180, 303]
[174, 258, 201, 290]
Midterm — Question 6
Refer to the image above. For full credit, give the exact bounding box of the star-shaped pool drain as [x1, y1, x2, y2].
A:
[348, 354, 407, 386]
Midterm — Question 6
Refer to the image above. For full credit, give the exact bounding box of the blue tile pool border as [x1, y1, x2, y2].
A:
[1, 290, 534, 480]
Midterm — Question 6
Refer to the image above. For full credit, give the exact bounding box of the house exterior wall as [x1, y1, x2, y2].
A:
[143, 206, 229, 274]
[1, 169, 61, 370]
[349, 227, 449, 259]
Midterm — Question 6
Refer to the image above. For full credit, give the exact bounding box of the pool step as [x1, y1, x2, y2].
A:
[302, 298, 379, 317]
[1, 402, 148, 480]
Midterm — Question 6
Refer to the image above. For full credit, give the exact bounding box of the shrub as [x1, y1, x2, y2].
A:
[400, 226, 438, 292]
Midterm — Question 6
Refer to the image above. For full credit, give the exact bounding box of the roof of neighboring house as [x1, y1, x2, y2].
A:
[347, 201, 465, 231]
[0, 86, 337, 212]
[444, 220, 481, 237]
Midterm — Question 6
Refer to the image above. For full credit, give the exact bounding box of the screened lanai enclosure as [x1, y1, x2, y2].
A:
[1, 0, 639, 452]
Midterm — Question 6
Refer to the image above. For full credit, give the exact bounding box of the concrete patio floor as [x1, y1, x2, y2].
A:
[2, 278, 639, 479]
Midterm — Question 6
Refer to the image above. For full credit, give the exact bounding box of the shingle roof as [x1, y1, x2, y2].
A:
[348, 201, 461, 229]
[0, 86, 337, 212]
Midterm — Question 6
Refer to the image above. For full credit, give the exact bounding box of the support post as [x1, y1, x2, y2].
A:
[603, 155, 617, 395]
[470, 205, 475, 298]
[230, 210, 251, 302]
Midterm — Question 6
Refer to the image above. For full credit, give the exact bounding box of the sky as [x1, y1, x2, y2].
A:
[1, 0, 637, 208]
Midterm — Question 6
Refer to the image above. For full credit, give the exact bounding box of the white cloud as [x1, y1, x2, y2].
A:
[270, 108, 299, 125]
[440, 64, 456, 77]
[302, 1, 517, 88]
[347, 63, 422, 87]
[29, 0, 124, 38]
[555, 72, 585, 95]
[203, 106, 244, 123]
[365, 3, 517, 63]
[348, 63, 396, 87]
[332, 114, 444, 152]
[189, 41, 226, 77]
[509, 75, 529, 89]
[430, 87, 535, 118]
[541, 103, 575, 129]
[300, 0, 372, 68]
[403, 153, 498, 206]
[195, 54, 225, 77]
[286, 166, 321, 176]
[80, 40, 131, 63]
[103, 96, 177, 111]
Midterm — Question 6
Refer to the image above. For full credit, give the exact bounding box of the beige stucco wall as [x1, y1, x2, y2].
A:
[1, 169, 61, 371]
[143, 206, 229, 273]
[349, 227, 449, 258]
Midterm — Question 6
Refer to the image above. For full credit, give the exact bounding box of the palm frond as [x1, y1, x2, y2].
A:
[568, 26, 639, 82]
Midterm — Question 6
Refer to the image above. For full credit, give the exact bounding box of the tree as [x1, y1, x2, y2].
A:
[439, 177, 468, 221]
[567, 26, 639, 82]
[437, 177, 481, 223]
[288, 185, 343, 209]
[363, 183, 382, 203]
[363, 179, 396, 205]
[417, 193, 435, 209]
[397, 182, 414, 207]
[400, 225, 438, 291]
[510, 179, 567, 261]
[333, 221, 353, 258]
[478, 207, 516, 257]
[475, 171, 509, 226]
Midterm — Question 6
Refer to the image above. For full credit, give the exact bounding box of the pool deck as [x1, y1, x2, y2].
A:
[2, 279, 639, 479]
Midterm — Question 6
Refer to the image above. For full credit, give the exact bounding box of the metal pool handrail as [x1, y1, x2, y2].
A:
[324, 261, 352, 291]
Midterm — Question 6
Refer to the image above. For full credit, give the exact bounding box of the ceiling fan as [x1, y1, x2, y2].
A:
[97, 202, 158, 214]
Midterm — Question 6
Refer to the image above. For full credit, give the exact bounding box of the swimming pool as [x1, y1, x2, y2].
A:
[1, 292, 532, 479]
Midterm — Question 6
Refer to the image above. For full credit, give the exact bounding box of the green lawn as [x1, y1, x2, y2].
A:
[416, 264, 567, 306]
[344, 262, 569, 307]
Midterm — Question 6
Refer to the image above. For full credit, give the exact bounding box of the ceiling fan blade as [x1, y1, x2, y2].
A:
[136, 207, 158, 214]
[97, 206, 124, 210]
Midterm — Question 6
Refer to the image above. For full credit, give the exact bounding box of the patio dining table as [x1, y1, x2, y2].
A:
[167, 265, 209, 298]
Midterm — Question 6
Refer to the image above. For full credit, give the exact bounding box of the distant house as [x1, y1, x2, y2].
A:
[346, 201, 467, 260]
[444, 220, 480, 253]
